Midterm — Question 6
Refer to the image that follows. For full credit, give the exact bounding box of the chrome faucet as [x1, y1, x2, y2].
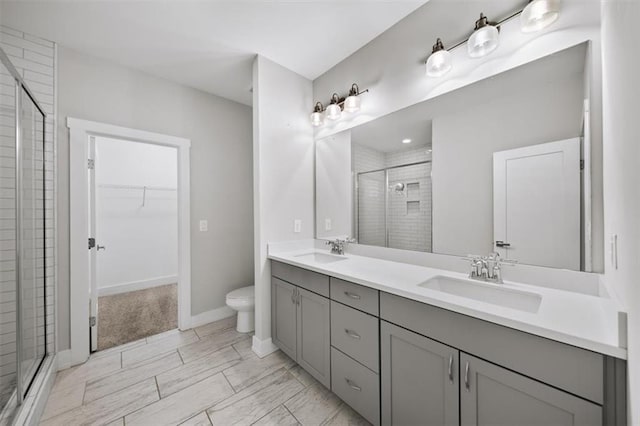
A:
[326, 238, 355, 255]
[463, 252, 517, 284]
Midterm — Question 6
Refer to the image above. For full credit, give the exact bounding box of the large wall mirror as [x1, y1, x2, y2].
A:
[315, 42, 603, 272]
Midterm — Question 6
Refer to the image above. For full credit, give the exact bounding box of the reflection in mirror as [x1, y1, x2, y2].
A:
[315, 42, 602, 272]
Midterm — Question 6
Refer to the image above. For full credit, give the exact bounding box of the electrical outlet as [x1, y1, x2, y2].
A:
[199, 220, 208, 232]
[325, 218, 332, 231]
[294, 219, 302, 233]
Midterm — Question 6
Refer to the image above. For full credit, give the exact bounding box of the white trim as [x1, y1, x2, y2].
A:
[251, 336, 278, 358]
[97, 275, 178, 297]
[67, 117, 191, 366]
[56, 349, 72, 371]
[13, 354, 57, 426]
[191, 306, 235, 329]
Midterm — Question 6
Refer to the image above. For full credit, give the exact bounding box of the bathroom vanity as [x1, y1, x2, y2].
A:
[266, 38, 628, 425]
[268, 250, 626, 426]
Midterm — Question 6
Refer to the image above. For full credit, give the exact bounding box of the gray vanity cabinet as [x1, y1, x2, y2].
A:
[296, 287, 331, 387]
[381, 321, 459, 426]
[460, 353, 602, 426]
[271, 265, 331, 388]
[271, 277, 297, 360]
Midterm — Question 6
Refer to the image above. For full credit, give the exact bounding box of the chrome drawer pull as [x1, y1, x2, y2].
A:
[344, 329, 361, 339]
[344, 291, 361, 300]
[448, 354, 454, 383]
[345, 378, 361, 392]
[464, 361, 470, 392]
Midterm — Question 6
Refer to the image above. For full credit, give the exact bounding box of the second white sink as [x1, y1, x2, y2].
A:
[418, 275, 542, 313]
[294, 252, 347, 264]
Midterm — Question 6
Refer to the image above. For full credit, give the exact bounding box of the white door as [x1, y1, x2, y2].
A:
[493, 138, 581, 270]
[88, 136, 98, 352]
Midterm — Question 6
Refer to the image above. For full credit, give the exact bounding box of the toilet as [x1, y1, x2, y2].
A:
[225, 286, 255, 333]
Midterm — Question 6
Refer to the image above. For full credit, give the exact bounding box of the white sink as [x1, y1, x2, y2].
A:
[418, 275, 542, 313]
[294, 252, 348, 264]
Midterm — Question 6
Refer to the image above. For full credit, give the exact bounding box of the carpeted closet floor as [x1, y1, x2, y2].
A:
[97, 283, 178, 351]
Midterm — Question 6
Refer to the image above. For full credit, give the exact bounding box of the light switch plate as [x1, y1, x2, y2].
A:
[199, 220, 208, 232]
[294, 219, 301, 233]
[325, 218, 332, 231]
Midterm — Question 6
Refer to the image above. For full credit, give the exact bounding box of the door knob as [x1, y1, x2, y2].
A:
[97, 245, 106, 251]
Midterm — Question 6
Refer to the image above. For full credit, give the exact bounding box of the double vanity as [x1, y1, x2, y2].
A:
[268, 245, 626, 426]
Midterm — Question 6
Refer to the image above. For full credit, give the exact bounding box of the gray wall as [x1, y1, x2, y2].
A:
[432, 75, 584, 257]
[57, 46, 253, 350]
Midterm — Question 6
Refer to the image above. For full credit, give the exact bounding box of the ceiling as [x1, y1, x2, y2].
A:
[1, 1, 427, 105]
[350, 42, 587, 153]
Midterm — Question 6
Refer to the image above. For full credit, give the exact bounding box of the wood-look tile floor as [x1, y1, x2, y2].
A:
[41, 317, 370, 426]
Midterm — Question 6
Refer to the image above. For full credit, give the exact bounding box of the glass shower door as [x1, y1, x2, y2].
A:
[18, 87, 46, 395]
[0, 48, 47, 418]
[357, 170, 386, 246]
[0, 57, 18, 414]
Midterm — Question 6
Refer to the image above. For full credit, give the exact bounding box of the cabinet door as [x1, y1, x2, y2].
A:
[271, 278, 297, 360]
[297, 287, 331, 388]
[460, 353, 602, 426]
[381, 321, 459, 426]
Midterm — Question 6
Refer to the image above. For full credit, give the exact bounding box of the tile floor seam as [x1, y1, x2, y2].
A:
[176, 347, 185, 364]
[283, 403, 303, 425]
[204, 409, 214, 425]
[154, 376, 161, 400]
[220, 368, 238, 394]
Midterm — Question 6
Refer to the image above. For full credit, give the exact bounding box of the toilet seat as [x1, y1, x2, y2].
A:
[226, 286, 254, 301]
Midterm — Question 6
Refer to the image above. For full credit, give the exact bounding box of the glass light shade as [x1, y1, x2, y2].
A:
[521, 0, 560, 33]
[343, 95, 361, 113]
[310, 111, 324, 127]
[426, 49, 453, 77]
[468, 25, 500, 58]
[326, 103, 342, 120]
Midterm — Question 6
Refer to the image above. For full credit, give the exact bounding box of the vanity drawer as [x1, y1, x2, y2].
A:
[330, 278, 379, 316]
[271, 261, 329, 297]
[331, 347, 380, 426]
[331, 301, 379, 372]
[380, 292, 604, 404]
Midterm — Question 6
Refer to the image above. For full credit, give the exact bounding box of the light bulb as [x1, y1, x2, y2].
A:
[426, 38, 452, 77]
[326, 103, 341, 120]
[521, 0, 560, 33]
[343, 95, 361, 113]
[468, 14, 500, 58]
[310, 111, 323, 127]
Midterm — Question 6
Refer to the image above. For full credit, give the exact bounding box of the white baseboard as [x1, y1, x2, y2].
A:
[252, 336, 278, 358]
[190, 306, 235, 329]
[98, 275, 178, 297]
[56, 349, 72, 371]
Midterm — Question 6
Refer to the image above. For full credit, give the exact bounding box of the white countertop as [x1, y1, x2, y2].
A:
[268, 246, 627, 359]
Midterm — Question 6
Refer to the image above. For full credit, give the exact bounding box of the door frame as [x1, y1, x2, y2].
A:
[68, 117, 191, 366]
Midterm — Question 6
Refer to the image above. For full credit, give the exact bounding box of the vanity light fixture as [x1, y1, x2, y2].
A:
[423, 3, 562, 78]
[310, 83, 369, 126]
[343, 84, 362, 113]
[402, 138, 412, 144]
[468, 13, 500, 58]
[310, 102, 325, 127]
[521, 0, 561, 33]
[325, 93, 342, 121]
[426, 38, 453, 77]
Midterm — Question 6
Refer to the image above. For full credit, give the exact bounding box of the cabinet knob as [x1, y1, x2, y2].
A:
[464, 361, 471, 392]
[344, 291, 361, 300]
[345, 378, 361, 392]
[344, 329, 361, 340]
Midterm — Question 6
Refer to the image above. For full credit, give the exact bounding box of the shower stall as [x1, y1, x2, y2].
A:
[356, 161, 432, 252]
[0, 49, 48, 418]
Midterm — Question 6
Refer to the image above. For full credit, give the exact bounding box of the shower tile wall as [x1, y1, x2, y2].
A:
[354, 144, 432, 252]
[0, 26, 56, 403]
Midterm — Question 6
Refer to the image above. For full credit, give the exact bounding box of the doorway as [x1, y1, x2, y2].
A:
[68, 118, 191, 365]
[89, 136, 179, 351]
